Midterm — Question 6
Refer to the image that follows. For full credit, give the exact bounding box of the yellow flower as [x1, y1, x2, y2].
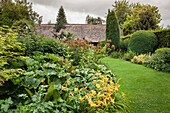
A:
[93, 80, 96, 83]
[62, 86, 66, 91]
[110, 80, 114, 84]
[79, 97, 84, 101]
[110, 98, 115, 103]
[122, 92, 126, 96]
[107, 84, 111, 89]
[91, 90, 96, 95]
[99, 75, 104, 78]
[74, 88, 78, 92]
[98, 94, 105, 98]
[67, 81, 70, 85]
[107, 92, 111, 97]
[96, 84, 100, 88]
[104, 77, 109, 81]
[97, 100, 102, 106]
[115, 86, 118, 91]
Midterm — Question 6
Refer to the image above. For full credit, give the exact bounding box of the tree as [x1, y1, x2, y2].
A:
[121, 4, 162, 35]
[55, 6, 67, 32]
[0, 0, 39, 27]
[135, 11, 157, 30]
[106, 9, 120, 50]
[112, 0, 132, 26]
[86, 15, 105, 24]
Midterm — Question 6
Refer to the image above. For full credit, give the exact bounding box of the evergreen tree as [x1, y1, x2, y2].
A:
[106, 9, 120, 50]
[55, 6, 67, 32]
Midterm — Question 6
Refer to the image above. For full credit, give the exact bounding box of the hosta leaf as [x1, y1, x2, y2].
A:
[43, 69, 57, 76]
[24, 71, 34, 76]
[23, 76, 44, 89]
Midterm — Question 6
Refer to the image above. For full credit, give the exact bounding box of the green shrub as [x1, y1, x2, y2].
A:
[155, 48, 170, 53]
[110, 51, 125, 59]
[145, 49, 170, 72]
[153, 29, 170, 48]
[131, 54, 151, 64]
[18, 27, 67, 56]
[124, 51, 136, 61]
[106, 10, 120, 49]
[100, 40, 106, 47]
[120, 40, 129, 52]
[128, 30, 158, 54]
[120, 34, 131, 41]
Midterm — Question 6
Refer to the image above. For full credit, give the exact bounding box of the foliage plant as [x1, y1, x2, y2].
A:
[128, 30, 158, 54]
[106, 9, 120, 50]
[110, 51, 125, 59]
[124, 51, 136, 61]
[17, 26, 67, 56]
[131, 54, 151, 64]
[0, 26, 127, 112]
[145, 49, 170, 72]
[120, 39, 129, 52]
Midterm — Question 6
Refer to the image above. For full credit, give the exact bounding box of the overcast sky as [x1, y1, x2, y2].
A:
[28, 0, 170, 27]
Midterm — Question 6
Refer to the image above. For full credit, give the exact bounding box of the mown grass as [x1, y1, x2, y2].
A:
[102, 57, 170, 113]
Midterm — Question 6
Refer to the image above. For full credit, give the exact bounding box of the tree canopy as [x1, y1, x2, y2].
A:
[112, 1, 162, 35]
[112, 0, 132, 26]
[86, 15, 105, 24]
[0, 0, 39, 27]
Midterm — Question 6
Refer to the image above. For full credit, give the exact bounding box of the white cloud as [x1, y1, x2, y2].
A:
[29, 0, 170, 27]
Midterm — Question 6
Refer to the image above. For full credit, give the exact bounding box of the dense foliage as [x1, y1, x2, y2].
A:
[55, 6, 67, 32]
[112, 0, 132, 26]
[128, 30, 158, 54]
[0, 26, 127, 112]
[121, 4, 161, 35]
[153, 29, 170, 48]
[0, 0, 39, 27]
[106, 9, 120, 50]
[145, 49, 170, 72]
[131, 54, 151, 64]
[86, 15, 105, 24]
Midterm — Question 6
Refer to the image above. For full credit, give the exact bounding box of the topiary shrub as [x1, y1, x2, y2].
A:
[128, 30, 158, 54]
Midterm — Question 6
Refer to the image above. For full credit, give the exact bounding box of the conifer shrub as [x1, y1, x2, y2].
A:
[128, 30, 158, 54]
[106, 10, 120, 50]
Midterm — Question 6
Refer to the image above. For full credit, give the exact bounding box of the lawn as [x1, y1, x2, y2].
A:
[102, 57, 170, 113]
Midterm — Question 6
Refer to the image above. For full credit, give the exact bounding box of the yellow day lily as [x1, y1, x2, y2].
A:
[96, 84, 100, 88]
[74, 88, 78, 92]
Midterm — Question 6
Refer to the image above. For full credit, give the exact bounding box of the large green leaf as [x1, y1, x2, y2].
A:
[22, 76, 45, 89]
